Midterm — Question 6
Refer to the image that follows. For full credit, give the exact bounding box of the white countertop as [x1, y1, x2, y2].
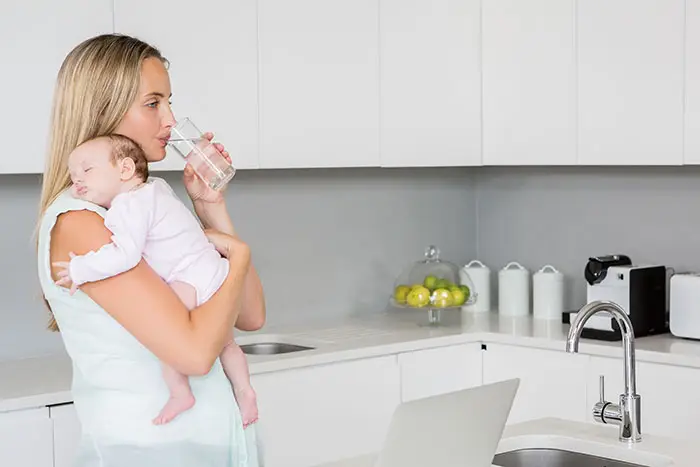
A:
[316, 417, 699, 467]
[4, 309, 700, 412]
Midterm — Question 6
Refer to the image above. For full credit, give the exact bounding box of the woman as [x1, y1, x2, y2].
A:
[36, 33, 265, 466]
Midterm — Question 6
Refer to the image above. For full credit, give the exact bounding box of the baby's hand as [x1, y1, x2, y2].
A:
[53, 252, 79, 295]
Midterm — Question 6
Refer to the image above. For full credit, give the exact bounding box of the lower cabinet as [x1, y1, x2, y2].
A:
[398, 343, 483, 402]
[587, 356, 700, 441]
[0, 407, 54, 467]
[251, 355, 401, 467]
[21, 341, 700, 467]
[482, 343, 589, 425]
[51, 404, 82, 467]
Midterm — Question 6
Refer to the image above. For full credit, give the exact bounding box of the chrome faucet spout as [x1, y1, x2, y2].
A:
[565, 300, 642, 443]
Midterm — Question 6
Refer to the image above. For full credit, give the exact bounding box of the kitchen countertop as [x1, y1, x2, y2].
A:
[4, 309, 700, 412]
[316, 417, 698, 467]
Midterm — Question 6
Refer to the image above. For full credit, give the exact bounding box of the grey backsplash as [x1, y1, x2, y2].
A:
[6, 164, 700, 361]
[0, 167, 477, 361]
[475, 166, 700, 312]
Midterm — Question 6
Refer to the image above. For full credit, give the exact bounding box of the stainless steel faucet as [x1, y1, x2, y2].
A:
[566, 300, 642, 443]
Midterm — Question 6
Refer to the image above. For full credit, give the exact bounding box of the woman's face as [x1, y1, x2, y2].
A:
[115, 57, 176, 163]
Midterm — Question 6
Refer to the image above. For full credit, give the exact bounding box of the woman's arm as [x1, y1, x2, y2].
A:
[193, 199, 266, 332]
[50, 209, 249, 376]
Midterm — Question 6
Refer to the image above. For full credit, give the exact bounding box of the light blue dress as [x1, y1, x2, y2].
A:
[37, 185, 262, 467]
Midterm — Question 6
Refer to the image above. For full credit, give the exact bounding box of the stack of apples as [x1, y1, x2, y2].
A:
[393, 275, 470, 308]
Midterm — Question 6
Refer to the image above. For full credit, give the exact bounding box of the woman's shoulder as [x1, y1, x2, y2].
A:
[38, 190, 109, 259]
[37, 190, 108, 294]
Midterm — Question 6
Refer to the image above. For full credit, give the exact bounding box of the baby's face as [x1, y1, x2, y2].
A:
[68, 140, 124, 208]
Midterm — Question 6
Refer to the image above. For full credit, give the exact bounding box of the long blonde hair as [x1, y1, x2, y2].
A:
[39, 34, 167, 331]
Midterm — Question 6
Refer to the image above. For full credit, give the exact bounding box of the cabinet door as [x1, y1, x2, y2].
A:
[51, 404, 82, 467]
[685, 0, 700, 164]
[482, 0, 575, 166]
[483, 343, 589, 425]
[251, 356, 400, 467]
[0, 407, 53, 467]
[379, 0, 481, 167]
[588, 356, 700, 440]
[577, 0, 684, 165]
[0, 1, 113, 174]
[398, 343, 482, 402]
[115, 0, 260, 171]
[258, 0, 380, 169]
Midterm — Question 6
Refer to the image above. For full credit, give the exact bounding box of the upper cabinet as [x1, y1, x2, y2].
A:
[114, 0, 260, 171]
[257, 0, 380, 169]
[6, 0, 700, 174]
[0, 0, 113, 174]
[482, 0, 576, 166]
[685, 0, 700, 164]
[379, 0, 482, 167]
[577, 0, 684, 165]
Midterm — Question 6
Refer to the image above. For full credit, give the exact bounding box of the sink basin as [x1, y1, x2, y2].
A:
[240, 342, 315, 355]
[492, 448, 650, 467]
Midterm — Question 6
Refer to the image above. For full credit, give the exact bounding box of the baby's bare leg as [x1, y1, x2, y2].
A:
[220, 330, 258, 427]
[152, 281, 197, 425]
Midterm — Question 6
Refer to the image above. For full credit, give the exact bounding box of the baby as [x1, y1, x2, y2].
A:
[53, 134, 258, 427]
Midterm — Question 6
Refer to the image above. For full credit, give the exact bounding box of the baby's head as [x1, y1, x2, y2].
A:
[68, 134, 149, 208]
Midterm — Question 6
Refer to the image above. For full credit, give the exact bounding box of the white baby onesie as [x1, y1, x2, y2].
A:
[69, 177, 229, 305]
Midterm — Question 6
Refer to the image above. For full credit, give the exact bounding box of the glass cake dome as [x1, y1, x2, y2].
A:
[390, 245, 477, 325]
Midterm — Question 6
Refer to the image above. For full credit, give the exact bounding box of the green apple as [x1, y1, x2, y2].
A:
[435, 278, 450, 290]
[407, 286, 431, 307]
[394, 285, 411, 304]
[459, 285, 471, 301]
[423, 275, 438, 290]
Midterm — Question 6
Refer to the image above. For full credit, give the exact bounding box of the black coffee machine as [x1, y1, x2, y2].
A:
[573, 254, 668, 341]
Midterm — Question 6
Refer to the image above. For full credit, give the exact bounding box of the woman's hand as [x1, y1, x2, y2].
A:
[183, 131, 232, 204]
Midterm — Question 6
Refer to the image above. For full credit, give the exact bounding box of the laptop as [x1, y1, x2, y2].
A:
[373, 378, 520, 467]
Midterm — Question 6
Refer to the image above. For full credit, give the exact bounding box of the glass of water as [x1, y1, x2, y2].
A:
[167, 117, 236, 191]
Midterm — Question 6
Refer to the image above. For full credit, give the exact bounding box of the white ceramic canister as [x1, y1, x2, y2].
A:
[498, 261, 530, 317]
[532, 264, 565, 320]
[461, 260, 491, 312]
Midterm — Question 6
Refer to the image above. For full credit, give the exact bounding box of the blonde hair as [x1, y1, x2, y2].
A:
[39, 34, 167, 331]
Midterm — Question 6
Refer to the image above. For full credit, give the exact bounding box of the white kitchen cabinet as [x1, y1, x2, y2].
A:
[0, 1, 113, 174]
[0, 407, 54, 467]
[577, 0, 684, 165]
[51, 404, 82, 467]
[482, 0, 576, 166]
[258, 0, 380, 169]
[588, 356, 700, 441]
[251, 355, 400, 467]
[114, 0, 260, 171]
[685, 0, 700, 164]
[482, 343, 589, 425]
[379, 0, 481, 167]
[398, 343, 482, 402]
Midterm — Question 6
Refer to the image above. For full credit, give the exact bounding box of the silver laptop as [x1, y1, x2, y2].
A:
[374, 378, 520, 467]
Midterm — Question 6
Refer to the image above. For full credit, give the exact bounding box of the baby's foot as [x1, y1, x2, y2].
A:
[234, 387, 259, 428]
[152, 393, 196, 425]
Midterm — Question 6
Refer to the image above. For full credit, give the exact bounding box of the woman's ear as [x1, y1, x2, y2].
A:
[119, 157, 137, 180]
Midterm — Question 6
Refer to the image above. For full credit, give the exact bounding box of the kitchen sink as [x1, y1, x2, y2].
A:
[492, 448, 650, 467]
[239, 342, 315, 355]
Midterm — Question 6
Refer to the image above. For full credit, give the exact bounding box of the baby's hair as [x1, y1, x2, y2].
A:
[105, 134, 149, 182]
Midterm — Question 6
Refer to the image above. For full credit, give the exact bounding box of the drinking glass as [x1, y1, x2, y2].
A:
[167, 118, 236, 191]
